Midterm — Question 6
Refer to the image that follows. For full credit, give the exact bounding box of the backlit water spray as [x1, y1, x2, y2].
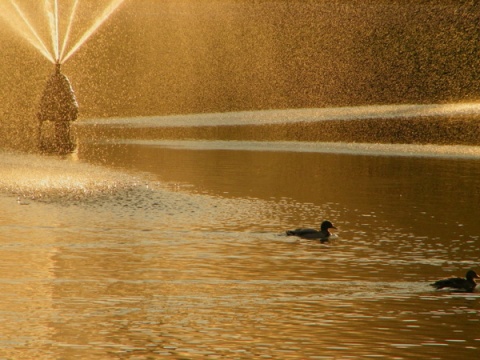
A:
[59, 0, 80, 62]
[0, 0, 54, 62]
[0, 0, 126, 153]
[61, 0, 126, 63]
[0, 0, 126, 64]
[46, 0, 60, 62]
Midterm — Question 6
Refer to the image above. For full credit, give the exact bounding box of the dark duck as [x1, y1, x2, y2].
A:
[431, 270, 479, 292]
[286, 220, 337, 241]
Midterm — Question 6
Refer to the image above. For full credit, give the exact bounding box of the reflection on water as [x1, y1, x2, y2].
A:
[1, 122, 480, 359]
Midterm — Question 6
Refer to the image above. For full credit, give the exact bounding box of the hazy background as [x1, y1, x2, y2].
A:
[0, 0, 479, 135]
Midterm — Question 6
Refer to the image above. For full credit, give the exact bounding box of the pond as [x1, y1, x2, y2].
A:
[0, 111, 479, 359]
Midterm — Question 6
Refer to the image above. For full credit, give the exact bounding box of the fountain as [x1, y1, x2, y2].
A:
[0, 0, 126, 153]
[37, 61, 78, 153]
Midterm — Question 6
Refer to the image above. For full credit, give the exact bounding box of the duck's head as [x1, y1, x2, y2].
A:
[320, 220, 337, 232]
[466, 270, 479, 280]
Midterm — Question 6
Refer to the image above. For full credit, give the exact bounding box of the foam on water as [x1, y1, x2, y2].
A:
[0, 150, 140, 200]
[0, 149, 292, 233]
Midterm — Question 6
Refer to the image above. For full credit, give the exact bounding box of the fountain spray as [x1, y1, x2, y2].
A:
[0, 0, 126, 153]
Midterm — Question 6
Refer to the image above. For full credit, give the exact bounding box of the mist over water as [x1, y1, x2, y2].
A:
[82, 103, 480, 128]
[1, 1, 479, 125]
[2, 1, 480, 151]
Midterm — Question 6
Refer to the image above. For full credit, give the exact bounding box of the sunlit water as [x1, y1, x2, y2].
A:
[1, 110, 480, 359]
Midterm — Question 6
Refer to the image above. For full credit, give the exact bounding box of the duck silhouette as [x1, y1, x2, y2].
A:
[286, 220, 337, 241]
[431, 270, 479, 292]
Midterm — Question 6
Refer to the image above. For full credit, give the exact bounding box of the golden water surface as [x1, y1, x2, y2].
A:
[0, 118, 479, 359]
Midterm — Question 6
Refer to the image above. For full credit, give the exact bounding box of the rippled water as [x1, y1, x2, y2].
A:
[1, 113, 480, 359]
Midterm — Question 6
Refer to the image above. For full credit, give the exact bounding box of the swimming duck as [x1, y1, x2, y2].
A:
[286, 220, 337, 241]
[431, 270, 479, 292]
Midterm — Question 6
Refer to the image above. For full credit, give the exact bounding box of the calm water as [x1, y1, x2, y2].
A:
[1, 112, 480, 359]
